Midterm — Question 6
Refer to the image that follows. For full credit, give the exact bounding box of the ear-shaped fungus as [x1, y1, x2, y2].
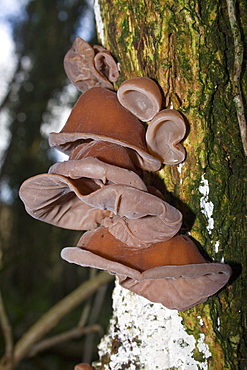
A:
[19, 142, 148, 231]
[49, 139, 147, 192]
[64, 37, 119, 93]
[117, 77, 162, 122]
[79, 184, 182, 246]
[68, 141, 141, 174]
[19, 37, 232, 311]
[101, 212, 182, 248]
[146, 109, 186, 165]
[61, 227, 232, 311]
[93, 45, 119, 84]
[19, 173, 113, 230]
[49, 87, 161, 171]
[20, 176, 182, 245]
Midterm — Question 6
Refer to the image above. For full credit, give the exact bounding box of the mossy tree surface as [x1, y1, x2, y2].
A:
[95, 0, 247, 369]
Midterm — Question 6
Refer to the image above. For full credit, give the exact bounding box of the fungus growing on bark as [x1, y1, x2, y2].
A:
[61, 227, 232, 311]
[19, 173, 113, 230]
[74, 183, 182, 246]
[69, 141, 140, 174]
[19, 37, 232, 312]
[49, 156, 147, 191]
[146, 109, 186, 164]
[19, 178, 182, 246]
[19, 140, 148, 231]
[93, 45, 119, 84]
[49, 87, 161, 171]
[117, 77, 162, 121]
[64, 36, 119, 93]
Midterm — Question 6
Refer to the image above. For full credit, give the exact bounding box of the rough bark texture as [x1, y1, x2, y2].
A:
[93, 0, 247, 369]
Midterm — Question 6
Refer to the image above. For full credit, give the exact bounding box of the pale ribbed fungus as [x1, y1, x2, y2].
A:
[146, 108, 186, 165]
[61, 227, 232, 311]
[64, 36, 119, 93]
[117, 77, 162, 122]
[49, 86, 161, 171]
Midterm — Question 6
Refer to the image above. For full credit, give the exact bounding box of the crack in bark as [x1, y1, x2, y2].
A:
[226, 0, 247, 156]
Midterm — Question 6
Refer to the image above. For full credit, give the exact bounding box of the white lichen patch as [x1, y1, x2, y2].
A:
[214, 240, 224, 255]
[217, 317, 221, 331]
[197, 334, 211, 361]
[177, 162, 185, 184]
[94, 0, 105, 45]
[95, 280, 211, 370]
[198, 174, 214, 234]
[197, 316, 204, 327]
[214, 240, 219, 253]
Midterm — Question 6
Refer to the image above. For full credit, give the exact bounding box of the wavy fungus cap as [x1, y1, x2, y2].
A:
[146, 109, 186, 165]
[19, 173, 113, 230]
[74, 183, 182, 246]
[19, 153, 148, 231]
[51, 140, 147, 190]
[20, 176, 181, 244]
[61, 228, 232, 311]
[49, 157, 147, 192]
[101, 212, 182, 248]
[117, 77, 162, 122]
[49, 87, 161, 171]
[64, 37, 119, 93]
[69, 141, 140, 174]
[93, 45, 119, 84]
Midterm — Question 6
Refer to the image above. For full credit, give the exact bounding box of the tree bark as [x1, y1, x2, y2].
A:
[92, 0, 247, 369]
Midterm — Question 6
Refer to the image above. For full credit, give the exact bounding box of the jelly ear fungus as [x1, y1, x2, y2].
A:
[19, 37, 232, 311]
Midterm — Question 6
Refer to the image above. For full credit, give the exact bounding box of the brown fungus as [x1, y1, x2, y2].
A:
[77, 184, 182, 245]
[61, 227, 232, 311]
[69, 140, 141, 174]
[19, 37, 232, 312]
[101, 213, 182, 248]
[49, 87, 161, 171]
[19, 138, 148, 230]
[19, 152, 148, 231]
[63, 37, 119, 93]
[117, 77, 162, 122]
[19, 173, 113, 230]
[19, 178, 182, 245]
[49, 157, 147, 191]
[93, 45, 119, 84]
[146, 109, 186, 165]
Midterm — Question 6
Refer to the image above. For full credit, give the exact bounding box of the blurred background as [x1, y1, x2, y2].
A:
[0, 0, 114, 368]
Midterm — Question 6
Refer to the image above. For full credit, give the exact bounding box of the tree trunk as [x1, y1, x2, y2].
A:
[91, 0, 247, 369]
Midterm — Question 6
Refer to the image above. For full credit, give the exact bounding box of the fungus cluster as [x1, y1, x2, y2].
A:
[19, 37, 232, 312]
